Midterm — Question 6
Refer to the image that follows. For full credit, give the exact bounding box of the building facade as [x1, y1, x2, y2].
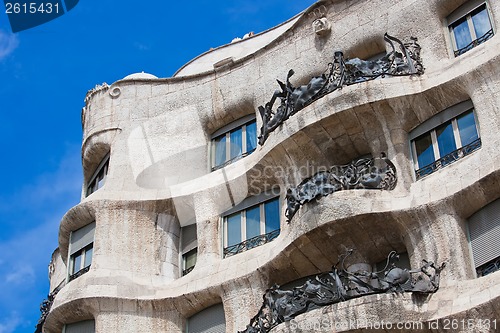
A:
[38, 0, 500, 332]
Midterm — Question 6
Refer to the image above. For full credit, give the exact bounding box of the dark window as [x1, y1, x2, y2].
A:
[86, 154, 109, 196]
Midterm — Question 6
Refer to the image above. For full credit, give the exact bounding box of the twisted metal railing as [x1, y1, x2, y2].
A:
[454, 29, 493, 57]
[258, 33, 423, 145]
[224, 229, 280, 258]
[239, 250, 445, 333]
[415, 138, 481, 180]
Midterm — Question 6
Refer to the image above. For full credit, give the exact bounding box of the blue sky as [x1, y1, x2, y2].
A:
[0, 1, 317, 332]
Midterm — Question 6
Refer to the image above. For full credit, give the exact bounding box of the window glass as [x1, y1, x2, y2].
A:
[471, 5, 492, 38]
[72, 253, 82, 274]
[246, 121, 257, 153]
[265, 198, 280, 234]
[84, 246, 93, 268]
[246, 206, 261, 240]
[452, 17, 473, 50]
[229, 127, 243, 160]
[226, 213, 241, 247]
[214, 135, 226, 168]
[435, 120, 457, 157]
[414, 133, 435, 168]
[457, 110, 479, 145]
[184, 248, 197, 270]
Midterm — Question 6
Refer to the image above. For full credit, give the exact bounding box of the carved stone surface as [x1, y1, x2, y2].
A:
[285, 154, 397, 222]
[258, 33, 423, 145]
[239, 250, 446, 333]
[312, 17, 331, 36]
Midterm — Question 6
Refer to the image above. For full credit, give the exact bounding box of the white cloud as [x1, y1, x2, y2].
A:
[0, 312, 21, 333]
[5, 264, 35, 285]
[0, 30, 19, 60]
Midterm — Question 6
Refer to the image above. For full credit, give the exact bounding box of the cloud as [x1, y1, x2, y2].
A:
[0, 312, 21, 333]
[0, 30, 19, 60]
[134, 41, 150, 51]
[5, 264, 35, 285]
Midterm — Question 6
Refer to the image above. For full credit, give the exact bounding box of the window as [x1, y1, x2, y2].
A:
[467, 198, 500, 277]
[181, 224, 197, 276]
[68, 222, 95, 281]
[410, 100, 481, 179]
[63, 320, 95, 333]
[187, 303, 226, 333]
[223, 195, 280, 258]
[448, 0, 494, 56]
[86, 153, 109, 196]
[211, 116, 257, 170]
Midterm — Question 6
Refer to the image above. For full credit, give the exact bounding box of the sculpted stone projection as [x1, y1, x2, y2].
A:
[239, 250, 446, 333]
[285, 154, 397, 222]
[258, 33, 423, 145]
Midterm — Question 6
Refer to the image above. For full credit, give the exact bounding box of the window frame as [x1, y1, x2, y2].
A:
[447, 0, 494, 56]
[182, 247, 197, 276]
[67, 222, 95, 282]
[211, 115, 257, 171]
[409, 100, 481, 180]
[86, 152, 110, 197]
[222, 194, 281, 258]
[69, 243, 93, 281]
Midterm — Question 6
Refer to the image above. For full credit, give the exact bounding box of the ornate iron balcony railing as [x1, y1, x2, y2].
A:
[239, 250, 446, 333]
[34, 281, 65, 333]
[477, 256, 500, 277]
[224, 229, 280, 258]
[68, 265, 91, 282]
[416, 138, 481, 180]
[454, 29, 494, 57]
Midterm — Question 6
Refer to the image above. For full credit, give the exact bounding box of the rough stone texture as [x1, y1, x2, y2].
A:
[43, 0, 500, 332]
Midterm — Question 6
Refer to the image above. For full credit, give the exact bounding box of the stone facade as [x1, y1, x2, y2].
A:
[40, 0, 500, 332]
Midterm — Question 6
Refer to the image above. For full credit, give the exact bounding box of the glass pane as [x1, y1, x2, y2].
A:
[184, 249, 197, 269]
[246, 121, 257, 153]
[265, 198, 280, 234]
[72, 253, 82, 274]
[229, 127, 243, 159]
[457, 110, 479, 146]
[471, 5, 492, 39]
[226, 213, 241, 247]
[452, 17, 473, 50]
[84, 246, 93, 268]
[246, 206, 261, 240]
[436, 121, 457, 157]
[414, 133, 435, 168]
[213, 135, 226, 167]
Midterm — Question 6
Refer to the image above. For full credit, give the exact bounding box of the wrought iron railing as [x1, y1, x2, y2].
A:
[416, 138, 481, 180]
[477, 257, 500, 277]
[183, 265, 195, 276]
[224, 229, 280, 258]
[454, 29, 494, 57]
[211, 148, 257, 171]
[68, 265, 91, 282]
[34, 281, 65, 333]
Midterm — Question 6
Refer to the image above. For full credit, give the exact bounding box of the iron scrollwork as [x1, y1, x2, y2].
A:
[34, 283, 64, 333]
[239, 250, 446, 333]
[258, 33, 423, 145]
[285, 153, 397, 222]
